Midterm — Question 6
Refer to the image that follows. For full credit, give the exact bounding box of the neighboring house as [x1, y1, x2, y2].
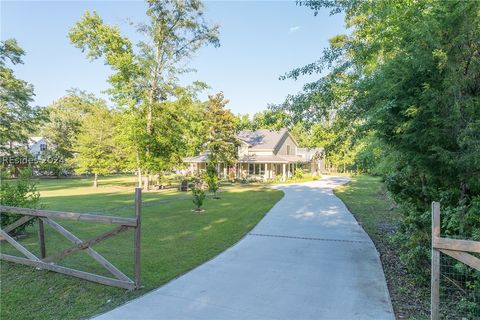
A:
[183, 128, 325, 181]
[28, 137, 48, 157]
[0, 137, 48, 157]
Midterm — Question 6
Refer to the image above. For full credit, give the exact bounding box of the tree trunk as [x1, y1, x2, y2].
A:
[145, 175, 151, 191]
[93, 173, 98, 188]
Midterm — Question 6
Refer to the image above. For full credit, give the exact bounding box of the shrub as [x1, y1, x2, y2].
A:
[0, 169, 40, 233]
[191, 179, 206, 211]
[294, 168, 304, 180]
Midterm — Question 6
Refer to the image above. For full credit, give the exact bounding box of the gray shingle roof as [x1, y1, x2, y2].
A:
[237, 128, 288, 151]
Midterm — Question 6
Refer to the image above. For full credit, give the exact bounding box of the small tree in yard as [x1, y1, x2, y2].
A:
[205, 163, 220, 199]
[0, 168, 40, 234]
[191, 179, 206, 212]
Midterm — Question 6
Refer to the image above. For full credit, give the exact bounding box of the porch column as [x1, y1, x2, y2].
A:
[264, 163, 269, 180]
[282, 163, 286, 182]
[223, 165, 227, 179]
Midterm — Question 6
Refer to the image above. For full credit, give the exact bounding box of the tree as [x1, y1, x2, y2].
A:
[205, 162, 220, 199]
[40, 90, 96, 176]
[191, 178, 206, 212]
[234, 113, 254, 131]
[0, 39, 44, 155]
[203, 92, 238, 165]
[69, 0, 220, 189]
[75, 101, 124, 187]
[252, 109, 290, 130]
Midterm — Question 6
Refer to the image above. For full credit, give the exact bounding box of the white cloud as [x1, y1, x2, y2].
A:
[289, 26, 300, 33]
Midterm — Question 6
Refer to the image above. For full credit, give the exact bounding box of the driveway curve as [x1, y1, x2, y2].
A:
[95, 176, 394, 320]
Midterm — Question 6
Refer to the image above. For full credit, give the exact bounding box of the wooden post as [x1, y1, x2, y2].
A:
[134, 188, 142, 289]
[282, 163, 286, 182]
[431, 201, 440, 320]
[38, 218, 46, 259]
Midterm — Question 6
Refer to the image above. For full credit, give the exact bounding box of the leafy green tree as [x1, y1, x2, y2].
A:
[234, 113, 254, 131]
[252, 109, 290, 130]
[40, 90, 97, 176]
[75, 101, 124, 187]
[203, 92, 238, 165]
[0, 39, 44, 155]
[69, 0, 220, 189]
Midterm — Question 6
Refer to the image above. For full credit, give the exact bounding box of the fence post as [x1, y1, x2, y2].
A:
[431, 201, 440, 320]
[134, 187, 142, 289]
[38, 218, 46, 259]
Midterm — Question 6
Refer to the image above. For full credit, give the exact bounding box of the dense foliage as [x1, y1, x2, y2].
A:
[0, 169, 40, 232]
[0, 39, 44, 155]
[204, 92, 238, 165]
[69, 0, 219, 189]
[279, 0, 480, 278]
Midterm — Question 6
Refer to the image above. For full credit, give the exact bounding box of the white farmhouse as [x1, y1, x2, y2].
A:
[183, 128, 325, 181]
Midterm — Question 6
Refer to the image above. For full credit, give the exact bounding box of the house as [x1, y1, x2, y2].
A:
[183, 128, 325, 181]
[0, 137, 48, 157]
[28, 137, 48, 156]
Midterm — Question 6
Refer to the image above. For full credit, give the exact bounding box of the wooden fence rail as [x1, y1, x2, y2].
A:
[431, 201, 480, 320]
[0, 188, 142, 290]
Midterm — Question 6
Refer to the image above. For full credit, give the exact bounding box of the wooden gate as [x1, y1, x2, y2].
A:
[430, 201, 480, 319]
[0, 188, 142, 290]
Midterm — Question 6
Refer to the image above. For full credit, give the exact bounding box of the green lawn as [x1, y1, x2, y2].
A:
[334, 175, 430, 319]
[0, 175, 283, 320]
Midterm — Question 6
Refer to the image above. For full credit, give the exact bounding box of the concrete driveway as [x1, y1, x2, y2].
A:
[95, 176, 394, 320]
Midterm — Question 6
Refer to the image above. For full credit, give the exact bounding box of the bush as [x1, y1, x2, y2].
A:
[0, 169, 40, 233]
[191, 179, 206, 211]
[294, 168, 304, 180]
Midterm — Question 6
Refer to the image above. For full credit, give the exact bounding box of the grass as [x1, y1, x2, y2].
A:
[0, 175, 283, 320]
[334, 175, 430, 319]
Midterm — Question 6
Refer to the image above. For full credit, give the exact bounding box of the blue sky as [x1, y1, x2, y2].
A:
[1, 1, 346, 115]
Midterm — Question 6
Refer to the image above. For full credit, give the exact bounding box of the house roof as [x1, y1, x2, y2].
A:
[237, 128, 293, 151]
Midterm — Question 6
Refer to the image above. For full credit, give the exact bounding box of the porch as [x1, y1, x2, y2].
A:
[186, 162, 298, 182]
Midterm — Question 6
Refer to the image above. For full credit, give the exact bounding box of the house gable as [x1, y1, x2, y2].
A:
[274, 131, 299, 156]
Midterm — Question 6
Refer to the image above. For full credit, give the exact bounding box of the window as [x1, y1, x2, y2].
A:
[287, 145, 291, 155]
[40, 144, 47, 151]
